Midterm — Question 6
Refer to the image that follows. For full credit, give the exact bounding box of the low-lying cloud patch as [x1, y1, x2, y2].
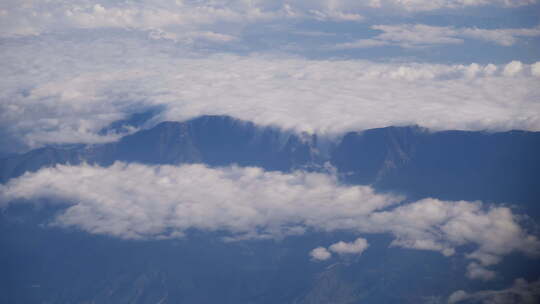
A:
[1, 163, 539, 279]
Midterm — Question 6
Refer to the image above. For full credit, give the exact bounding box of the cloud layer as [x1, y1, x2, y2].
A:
[1, 163, 539, 279]
[1, 0, 536, 38]
[1, 32, 539, 152]
[336, 24, 540, 49]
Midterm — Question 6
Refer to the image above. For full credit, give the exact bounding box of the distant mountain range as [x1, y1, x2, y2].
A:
[1, 115, 540, 304]
[3, 114, 539, 214]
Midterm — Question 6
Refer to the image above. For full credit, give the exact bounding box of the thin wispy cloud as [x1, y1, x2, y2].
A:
[335, 24, 540, 49]
[448, 278, 540, 303]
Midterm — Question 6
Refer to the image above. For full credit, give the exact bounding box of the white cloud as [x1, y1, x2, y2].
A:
[335, 24, 540, 49]
[366, 198, 540, 276]
[310, 247, 332, 261]
[448, 278, 540, 303]
[0, 163, 402, 240]
[532, 62, 540, 76]
[1, 163, 539, 279]
[310, 237, 369, 261]
[1, 0, 537, 39]
[461, 26, 540, 46]
[363, 0, 536, 10]
[504, 60, 524, 76]
[329, 237, 369, 255]
[0, 0, 371, 39]
[1, 34, 539, 151]
[466, 262, 497, 281]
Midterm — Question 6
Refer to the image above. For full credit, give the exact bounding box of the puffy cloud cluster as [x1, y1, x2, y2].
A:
[1, 163, 539, 279]
[310, 237, 369, 261]
[448, 278, 540, 303]
[367, 198, 540, 280]
[336, 24, 540, 49]
[1, 0, 535, 38]
[1, 33, 539, 152]
[0, 163, 402, 240]
[310, 247, 332, 261]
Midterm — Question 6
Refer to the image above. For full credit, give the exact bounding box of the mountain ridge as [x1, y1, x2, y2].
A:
[2, 114, 539, 213]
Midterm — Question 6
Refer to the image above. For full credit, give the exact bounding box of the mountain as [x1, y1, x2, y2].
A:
[2, 115, 539, 212]
[1, 115, 540, 304]
[332, 126, 540, 214]
[1, 115, 321, 182]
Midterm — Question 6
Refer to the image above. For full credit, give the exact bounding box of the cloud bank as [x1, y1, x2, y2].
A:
[1, 0, 535, 38]
[1, 33, 540, 152]
[336, 24, 540, 49]
[1, 163, 539, 279]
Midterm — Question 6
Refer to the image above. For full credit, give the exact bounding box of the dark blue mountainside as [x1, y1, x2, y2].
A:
[1, 115, 540, 304]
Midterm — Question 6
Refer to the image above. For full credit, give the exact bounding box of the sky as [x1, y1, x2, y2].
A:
[1, 1, 540, 302]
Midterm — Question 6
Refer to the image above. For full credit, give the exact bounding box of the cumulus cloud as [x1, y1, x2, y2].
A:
[504, 60, 525, 76]
[310, 237, 369, 261]
[310, 247, 332, 261]
[2, 33, 540, 152]
[329, 237, 369, 255]
[368, 198, 540, 277]
[1, 163, 539, 279]
[0, 163, 402, 240]
[335, 24, 540, 49]
[532, 62, 540, 76]
[448, 278, 540, 303]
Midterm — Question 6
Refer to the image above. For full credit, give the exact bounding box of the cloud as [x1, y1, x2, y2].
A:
[329, 237, 369, 255]
[461, 27, 540, 46]
[504, 60, 525, 76]
[2, 0, 536, 38]
[1, 32, 540, 152]
[1, 163, 539, 279]
[310, 247, 332, 261]
[368, 198, 540, 275]
[448, 278, 540, 303]
[532, 62, 540, 76]
[0, 163, 402, 240]
[466, 262, 497, 281]
[310, 237, 369, 261]
[363, 0, 536, 11]
[0, 0, 373, 39]
[2, 0, 536, 39]
[335, 24, 540, 49]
